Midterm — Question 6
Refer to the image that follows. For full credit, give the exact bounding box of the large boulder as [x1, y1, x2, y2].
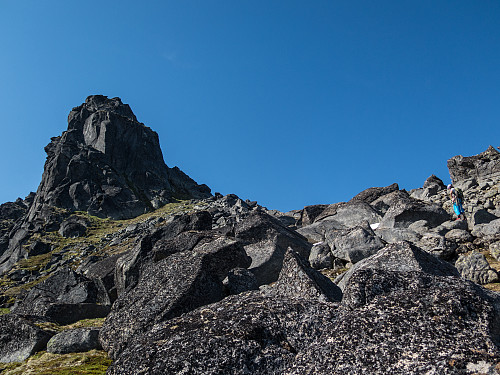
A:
[455, 252, 499, 285]
[12, 268, 110, 324]
[262, 248, 342, 303]
[379, 199, 449, 229]
[326, 224, 385, 264]
[0, 314, 52, 363]
[234, 211, 311, 285]
[107, 292, 339, 375]
[314, 202, 382, 228]
[47, 328, 101, 354]
[448, 145, 500, 185]
[100, 236, 251, 359]
[114, 210, 213, 295]
[290, 269, 500, 374]
[296, 220, 346, 243]
[349, 183, 399, 204]
[335, 241, 459, 291]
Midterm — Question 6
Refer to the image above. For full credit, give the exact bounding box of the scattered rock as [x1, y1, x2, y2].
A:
[455, 252, 499, 284]
[47, 328, 101, 354]
[0, 314, 52, 363]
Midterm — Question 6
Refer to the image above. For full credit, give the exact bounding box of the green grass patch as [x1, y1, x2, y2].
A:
[3, 275, 50, 298]
[0, 308, 10, 315]
[35, 318, 106, 334]
[0, 350, 111, 375]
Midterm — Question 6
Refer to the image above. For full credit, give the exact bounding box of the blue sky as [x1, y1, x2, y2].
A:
[1, 1, 499, 212]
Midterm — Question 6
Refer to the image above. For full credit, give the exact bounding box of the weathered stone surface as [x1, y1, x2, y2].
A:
[308, 242, 332, 270]
[296, 220, 345, 243]
[379, 199, 449, 229]
[349, 183, 399, 204]
[490, 241, 500, 261]
[410, 174, 446, 200]
[107, 293, 339, 375]
[375, 227, 421, 244]
[26, 95, 211, 225]
[448, 145, 500, 184]
[472, 218, 500, 238]
[47, 328, 101, 354]
[370, 190, 411, 216]
[296, 204, 328, 227]
[455, 252, 499, 284]
[335, 241, 459, 291]
[326, 224, 385, 264]
[263, 248, 342, 303]
[417, 232, 457, 260]
[444, 228, 474, 243]
[58, 215, 89, 238]
[470, 208, 499, 227]
[290, 269, 500, 374]
[314, 202, 382, 228]
[114, 211, 213, 295]
[234, 211, 311, 285]
[0, 314, 52, 363]
[12, 268, 108, 319]
[100, 236, 251, 359]
[223, 268, 259, 295]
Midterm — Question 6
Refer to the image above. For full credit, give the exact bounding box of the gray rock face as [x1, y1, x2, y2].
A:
[455, 252, 499, 285]
[222, 268, 259, 295]
[314, 201, 382, 228]
[335, 241, 459, 291]
[379, 199, 449, 229]
[234, 211, 311, 285]
[0, 315, 52, 363]
[12, 268, 109, 323]
[326, 224, 385, 264]
[349, 183, 399, 204]
[47, 328, 101, 354]
[107, 293, 339, 375]
[99, 236, 251, 359]
[448, 145, 500, 184]
[27, 95, 211, 224]
[417, 232, 457, 260]
[290, 269, 500, 374]
[263, 248, 342, 303]
[308, 242, 333, 269]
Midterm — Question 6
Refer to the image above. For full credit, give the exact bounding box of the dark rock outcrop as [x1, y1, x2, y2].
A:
[26, 95, 211, 225]
[448, 145, 500, 185]
[290, 269, 500, 374]
[335, 241, 459, 291]
[262, 248, 342, 303]
[234, 211, 311, 285]
[12, 268, 109, 323]
[100, 236, 251, 359]
[107, 293, 339, 375]
[0, 314, 52, 363]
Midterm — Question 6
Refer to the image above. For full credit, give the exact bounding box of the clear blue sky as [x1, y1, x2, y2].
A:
[1, 1, 499, 212]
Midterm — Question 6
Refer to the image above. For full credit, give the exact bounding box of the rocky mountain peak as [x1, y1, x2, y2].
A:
[27, 96, 211, 225]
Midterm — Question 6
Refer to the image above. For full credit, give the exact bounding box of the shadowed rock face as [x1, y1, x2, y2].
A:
[27, 95, 211, 223]
[448, 145, 500, 184]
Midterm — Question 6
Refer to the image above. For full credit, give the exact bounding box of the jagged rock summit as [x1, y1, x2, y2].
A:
[27, 95, 211, 223]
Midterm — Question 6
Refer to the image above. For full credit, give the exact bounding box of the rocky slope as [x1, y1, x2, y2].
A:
[1, 97, 500, 374]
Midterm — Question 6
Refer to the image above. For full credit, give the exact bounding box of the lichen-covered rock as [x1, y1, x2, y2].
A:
[107, 293, 339, 375]
[326, 224, 385, 264]
[314, 201, 382, 227]
[234, 211, 311, 285]
[262, 248, 342, 303]
[379, 199, 450, 229]
[12, 268, 109, 321]
[417, 232, 457, 260]
[223, 268, 259, 295]
[349, 183, 400, 204]
[455, 252, 499, 285]
[0, 314, 52, 363]
[448, 145, 500, 185]
[308, 241, 332, 269]
[290, 269, 500, 374]
[100, 236, 251, 359]
[47, 328, 101, 354]
[335, 241, 459, 291]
